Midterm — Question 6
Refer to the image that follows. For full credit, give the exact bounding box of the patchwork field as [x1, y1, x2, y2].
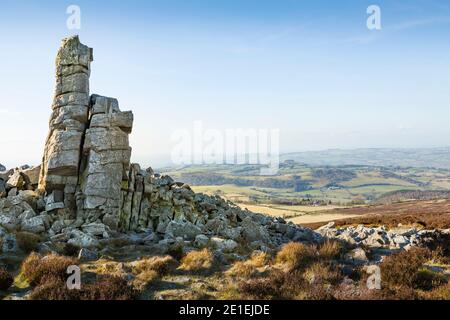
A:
[163, 162, 450, 206]
[162, 161, 450, 227]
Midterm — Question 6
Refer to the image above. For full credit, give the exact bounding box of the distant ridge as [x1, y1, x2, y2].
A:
[281, 147, 450, 169]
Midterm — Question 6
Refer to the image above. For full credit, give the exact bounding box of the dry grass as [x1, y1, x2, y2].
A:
[129, 256, 179, 291]
[180, 249, 215, 273]
[168, 243, 185, 261]
[222, 241, 450, 300]
[131, 255, 178, 277]
[30, 274, 137, 300]
[235, 269, 336, 300]
[275, 242, 317, 271]
[303, 262, 342, 286]
[0, 267, 13, 291]
[85, 275, 137, 300]
[21, 253, 78, 286]
[304, 199, 450, 230]
[380, 247, 430, 289]
[226, 252, 270, 278]
[15, 232, 42, 253]
[232, 250, 343, 300]
[87, 259, 127, 277]
[317, 240, 344, 261]
[132, 270, 159, 291]
[422, 281, 450, 300]
[62, 243, 80, 257]
[238, 270, 303, 299]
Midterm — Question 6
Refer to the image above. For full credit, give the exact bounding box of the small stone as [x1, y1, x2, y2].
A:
[68, 229, 99, 248]
[78, 248, 99, 261]
[194, 234, 209, 248]
[21, 215, 47, 233]
[345, 248, 369, 265]
[210, 237, 238, 252]
[45, 202, 65, 211]
[82, 222, 109, 236]
[21, 165, 41, 187]
[6, 171, 24, 189]
[8, 188, 18, 197]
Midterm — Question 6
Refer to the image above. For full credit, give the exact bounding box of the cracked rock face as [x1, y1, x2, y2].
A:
[39, 36, 94, 213]
[77, 94, 133, 229]
[38, 36, 134, 228]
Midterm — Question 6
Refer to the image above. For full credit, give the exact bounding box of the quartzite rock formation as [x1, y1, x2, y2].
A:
[38, 37, 134, 230]
[0, 36, 447, 262]
[0, 36, 321, 253]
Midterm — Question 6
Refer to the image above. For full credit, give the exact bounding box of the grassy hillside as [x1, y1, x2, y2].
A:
[161, 161, 450, 206]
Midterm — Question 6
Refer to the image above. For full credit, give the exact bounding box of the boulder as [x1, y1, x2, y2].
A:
[210, 237, 238, 252]
[194, 234, 209, 248]
[1, 233, 18, 253]
[6, 171, 24, 189]
[81, 222, 110, 237]
[393, 235, 409, 247]
[78, 248, 99, 261]
[21, 165, 41, 187]
[165, 221, 202, 241]
[345, 248, 369, 265]
[241, 216, 270, 243]
[8, 188, 18, 197]
[67, 229, 99, 248]
[21, 215, 48, 234]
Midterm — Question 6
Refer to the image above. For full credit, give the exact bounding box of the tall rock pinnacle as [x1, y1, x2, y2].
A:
[38, 36, 134, 228]
[39, 36, 94, 213]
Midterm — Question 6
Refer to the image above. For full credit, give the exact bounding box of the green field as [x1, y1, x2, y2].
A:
[161, 161, 450, 206]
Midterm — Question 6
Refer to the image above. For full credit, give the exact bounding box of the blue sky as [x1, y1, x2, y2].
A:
[0, 0, 450, 168]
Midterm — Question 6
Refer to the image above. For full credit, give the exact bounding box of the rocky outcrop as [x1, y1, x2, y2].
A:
[316, 222, 450, 251]
[0, 36, 321, 254]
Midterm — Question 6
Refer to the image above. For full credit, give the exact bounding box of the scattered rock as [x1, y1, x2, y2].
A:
[345, 248, 369, 265]
[78, 248, 99, 261]
[6, 171, 24, 189]
[67, 229, 99, 248]
[194, 234, 209, 248]
[21, 165, 41, 187]
[0, 169, 13, 183]
[82, 222, 110, 237]
[210, 237, 238, 252]
[0, 180, 6, 198]
[0, 231, 18, 253]
[165, 221, 202, 241]
[20, 215, 47, 233]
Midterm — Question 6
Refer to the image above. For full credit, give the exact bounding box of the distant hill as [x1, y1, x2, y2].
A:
[281, 147, 450, 169]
